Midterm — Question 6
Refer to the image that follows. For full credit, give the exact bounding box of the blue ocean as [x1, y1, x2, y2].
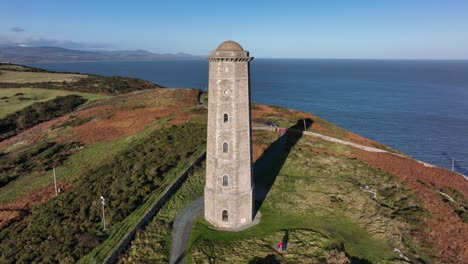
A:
[29, 59, 468, 175]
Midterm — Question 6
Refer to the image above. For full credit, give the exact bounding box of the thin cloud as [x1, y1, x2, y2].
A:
[11, 27, 25, 32]
[0, 34, 112, 50]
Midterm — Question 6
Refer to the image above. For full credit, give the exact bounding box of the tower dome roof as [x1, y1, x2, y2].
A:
[216, 40, 244, 51]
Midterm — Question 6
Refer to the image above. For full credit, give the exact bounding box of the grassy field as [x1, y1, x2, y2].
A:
[186, 131, 429, 263]
[0, 87, 108, 118]
[0, 70, 86, 83]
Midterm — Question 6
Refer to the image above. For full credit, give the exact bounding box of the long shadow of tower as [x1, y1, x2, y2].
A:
[253, 118, 313, 215]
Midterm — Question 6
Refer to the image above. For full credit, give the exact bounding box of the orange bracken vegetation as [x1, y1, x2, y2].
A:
[352, 149, 468, 263]
[0, 89, 200, 228]
[61, 105, 178, 145]
[0, 89, 200, 149]
[0, 105, 113, 149]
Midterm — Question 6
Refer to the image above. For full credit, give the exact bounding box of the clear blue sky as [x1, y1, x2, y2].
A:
[1, 0, 467, 59]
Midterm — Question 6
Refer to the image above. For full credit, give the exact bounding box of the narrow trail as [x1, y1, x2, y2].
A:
[169, 125, 467, 263]
[253, 126, 390, 154]
[170, 197, 203, 264]
[254, 126, 467, 179]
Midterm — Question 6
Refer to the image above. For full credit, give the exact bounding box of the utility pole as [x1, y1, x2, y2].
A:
[53, 166, 58, 196]
[451, 158, 455, 172]
[303, 119, 307, 131]
[100, 196, 107, 231]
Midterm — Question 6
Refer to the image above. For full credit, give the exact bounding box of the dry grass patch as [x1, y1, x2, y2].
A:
[0, 70, 86, 83]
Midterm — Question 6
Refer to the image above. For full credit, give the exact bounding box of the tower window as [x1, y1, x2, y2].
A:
[222, 210, 228, 222]
[222, 175, 228, 186]
[223, 113, 229, 123]
[223, 142, 228, 153]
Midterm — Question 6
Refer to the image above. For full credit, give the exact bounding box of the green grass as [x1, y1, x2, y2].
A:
[187, 131, 429, 263]
[0, 137, 128, 204]
[78, 146, 206, 264]
[0, 141, 83, 188]
[0, 70, 86, 83]
[190, 211, 393, 263]
[120, 162, 206, 263]
[0, 87, 108, 118]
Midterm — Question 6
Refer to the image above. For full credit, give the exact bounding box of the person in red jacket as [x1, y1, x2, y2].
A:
[277, 241, 284, 253]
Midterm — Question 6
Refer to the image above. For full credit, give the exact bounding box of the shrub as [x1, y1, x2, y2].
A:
[0, 141, 82, 187]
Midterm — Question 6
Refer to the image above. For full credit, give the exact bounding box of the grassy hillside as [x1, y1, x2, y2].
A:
[189, 131, 425, 263]
[0, 95, 89, 141]
[0, 88, 107, 118]
[0, 88, 204, 205]
[0, 63, 160, 142]
[0, 78, 209, 262]
[0, 62, 162, 96]
[118, 109, 467, 263]
[0, 70, 86, 83]
[0, 65, 466, 263]
[0, 63, 48, 72]
[0, 124, 206, 263]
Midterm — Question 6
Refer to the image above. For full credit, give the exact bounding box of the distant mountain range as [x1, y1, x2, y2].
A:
[0, 46, 199, 63]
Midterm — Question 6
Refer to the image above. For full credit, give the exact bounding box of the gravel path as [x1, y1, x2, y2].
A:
[254, 126, 467, 179]
[253, 126, 390, 153]
[170, 196, 204, 264]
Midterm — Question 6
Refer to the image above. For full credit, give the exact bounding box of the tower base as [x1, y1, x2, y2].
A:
[206, 211, 261, 232]
[204, 186, 254, 229]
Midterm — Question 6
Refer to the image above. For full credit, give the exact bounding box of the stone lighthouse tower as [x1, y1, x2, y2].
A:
[204, 40, 254, 229]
